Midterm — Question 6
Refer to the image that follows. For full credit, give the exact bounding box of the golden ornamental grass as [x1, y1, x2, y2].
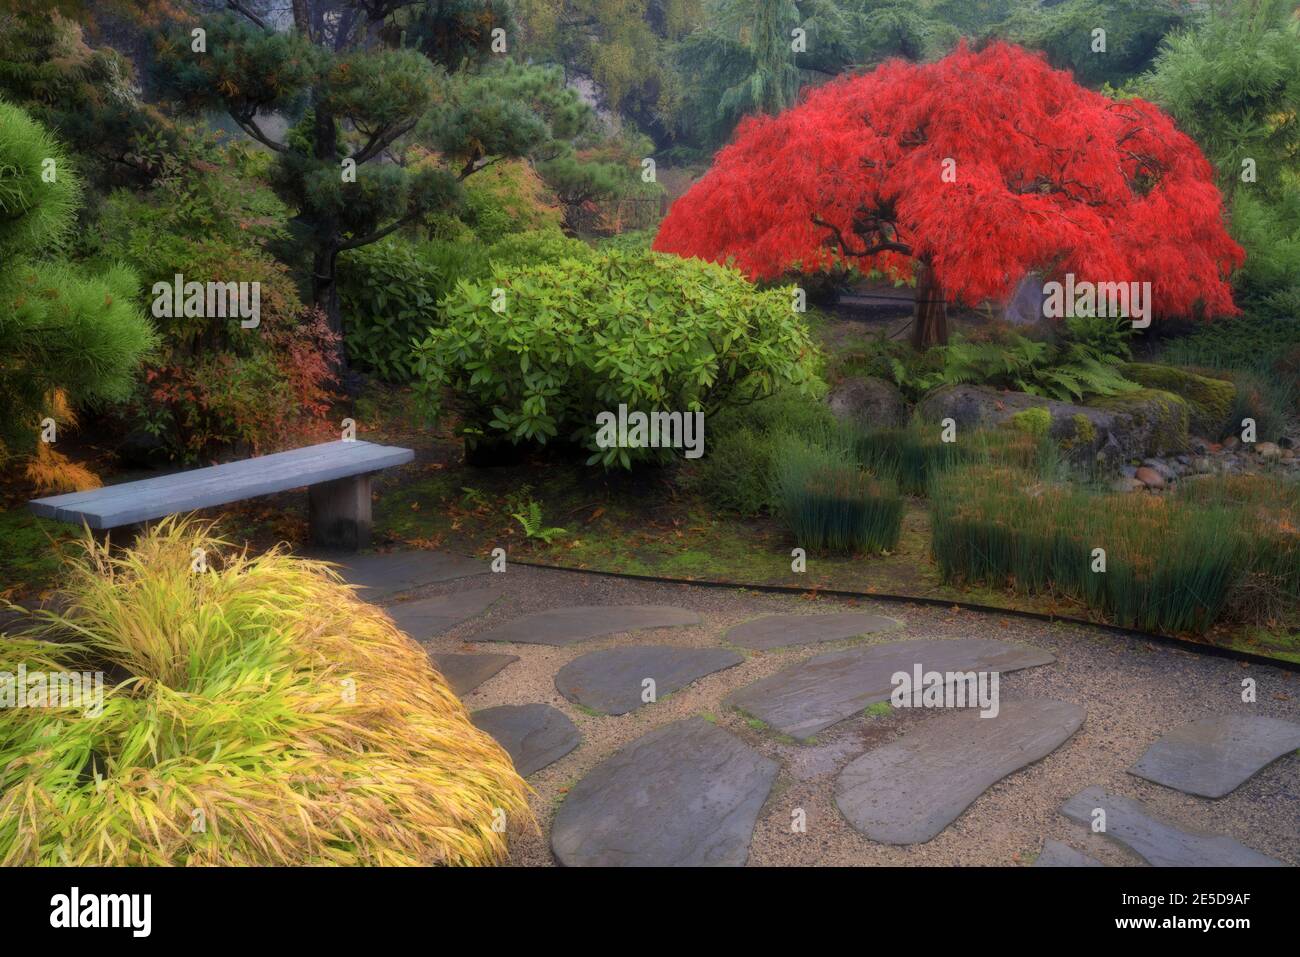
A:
[0, 518, 532, 866]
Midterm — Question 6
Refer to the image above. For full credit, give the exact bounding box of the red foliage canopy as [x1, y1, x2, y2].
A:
[654, 42, 1244, 319]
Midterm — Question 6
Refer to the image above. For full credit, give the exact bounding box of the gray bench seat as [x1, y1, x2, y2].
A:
[29, 440, 413, 549]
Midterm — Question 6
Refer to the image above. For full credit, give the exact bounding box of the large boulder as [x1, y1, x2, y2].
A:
[828, 375, 911, 428]
[1120, 363, 1235, 438]
[917, 384, 1189, 466]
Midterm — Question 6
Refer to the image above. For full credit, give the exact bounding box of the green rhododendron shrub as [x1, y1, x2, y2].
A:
[414, 250, 821, 467]
[339, 238, 446, 383]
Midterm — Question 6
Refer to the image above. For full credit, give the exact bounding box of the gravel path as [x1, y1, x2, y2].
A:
[379, 562, 1300, 867]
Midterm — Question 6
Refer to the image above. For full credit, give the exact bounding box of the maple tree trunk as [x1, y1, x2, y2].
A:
[911, 258, 949, 350]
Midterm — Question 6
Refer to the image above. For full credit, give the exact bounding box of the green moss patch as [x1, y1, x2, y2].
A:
[1121, 363, 1235, 437]
[1091, 387, 1190, 454]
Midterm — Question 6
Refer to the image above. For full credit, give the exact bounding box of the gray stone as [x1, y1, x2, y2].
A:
[429, 652, 519, 696]
[723, 612, 900, 650]
[1034, 839, 1103, 867]
[551, 717, 778, 866]
[1002, 272, 1050, 328]
[835, 699, 1084, 844]
[726, 638, 1055, 741]
[555, 646, 744, 715]
[917, 384, 1189, 463]
[1128, 714, 1300, 799]
[1135, 466, 1166, 490]
[332, 550, 488, 600]
[470, 704, 581, 777]
[473, 605, 701, 646]
[1060, 786, 1283, 867]
[386, 586, 502, 640]
[827, 376, 911, 428]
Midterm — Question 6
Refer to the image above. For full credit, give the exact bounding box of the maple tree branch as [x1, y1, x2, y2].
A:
[812, 214, 912, 259]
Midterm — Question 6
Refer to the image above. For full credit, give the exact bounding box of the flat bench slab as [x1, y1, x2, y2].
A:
[28, 440, 413, 529]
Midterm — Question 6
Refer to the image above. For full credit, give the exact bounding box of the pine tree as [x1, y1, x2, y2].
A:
[0, 102, 156, 465]
[152, 2, 600, 365]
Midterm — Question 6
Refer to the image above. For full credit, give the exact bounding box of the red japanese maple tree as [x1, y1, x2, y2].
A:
[654, 42, 1244, 349]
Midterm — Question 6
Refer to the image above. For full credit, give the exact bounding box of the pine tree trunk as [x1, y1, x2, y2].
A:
[312, 246, 341, 339]
[911, 258, 949, 350]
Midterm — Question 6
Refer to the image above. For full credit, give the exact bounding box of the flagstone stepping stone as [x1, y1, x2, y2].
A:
[1128, 714, 1300, 799]
[386, 586, 502, 640]
[331, 550, 487, 600]
[429, 652, 519, 696]
[1033, 839, 1103, 868]
[724, 612, 900, 650]
[726, 638, 1055, 741]
[473, 605, 701, 646]
[470, 704, 581, 777]
[1060, 786, 1284, 867]
[835, 698, 1084, 844]
[551, 717, 778, 866]
[555, 646, 745, 715]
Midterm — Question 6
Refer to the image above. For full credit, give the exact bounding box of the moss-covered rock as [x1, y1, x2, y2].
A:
[1120, 363, 1235, 438]
[1090, 388, 1190, 456]
[918, 384, 1189, 467]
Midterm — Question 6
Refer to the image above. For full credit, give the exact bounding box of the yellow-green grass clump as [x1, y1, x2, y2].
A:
[0, 519, 532, 866]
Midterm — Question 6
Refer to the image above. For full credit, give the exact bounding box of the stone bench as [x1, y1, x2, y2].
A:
[28, 439, 413, 550]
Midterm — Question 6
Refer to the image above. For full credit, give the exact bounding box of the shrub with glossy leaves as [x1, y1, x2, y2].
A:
[414, 249, 821, 467]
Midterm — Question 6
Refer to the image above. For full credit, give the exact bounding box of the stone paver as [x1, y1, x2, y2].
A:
[1034, 839, 1103, 867]
[1060, 786, 1284, 867]
[386, 586, 502, 640]
[555, 646, 744, 715]
[473, 605, 701, 646]
[550, 717, 778, 866]
[726, 638, 1056, 740]
[1128, 714, 1300, 799]
[723, 612, 900, 650]
[330, 550, 487, 600]
[835, 698, 1085, 844]
[429, 652, 519, 696]
[471, 703, 581, 777]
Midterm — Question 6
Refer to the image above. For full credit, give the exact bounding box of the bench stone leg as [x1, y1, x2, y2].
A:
[309, 474, 373, 550]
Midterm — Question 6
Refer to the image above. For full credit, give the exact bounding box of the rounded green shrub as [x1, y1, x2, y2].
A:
[485, 229, 592, 269]
[685, 389, 835, 515]
[339, 237, 444, 381]
[415, 250, 822, 467]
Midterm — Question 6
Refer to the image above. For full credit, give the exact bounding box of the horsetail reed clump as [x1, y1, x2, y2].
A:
[929, 466, 1270, 634]
[848, 423, 1056, 497]
[0, 518, 533, 866]
[774, 433, 903, 554]
[1175, 474, 1300, 624]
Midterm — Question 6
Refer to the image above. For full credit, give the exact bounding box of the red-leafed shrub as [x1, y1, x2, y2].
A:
[655, 42, 1244, 347]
